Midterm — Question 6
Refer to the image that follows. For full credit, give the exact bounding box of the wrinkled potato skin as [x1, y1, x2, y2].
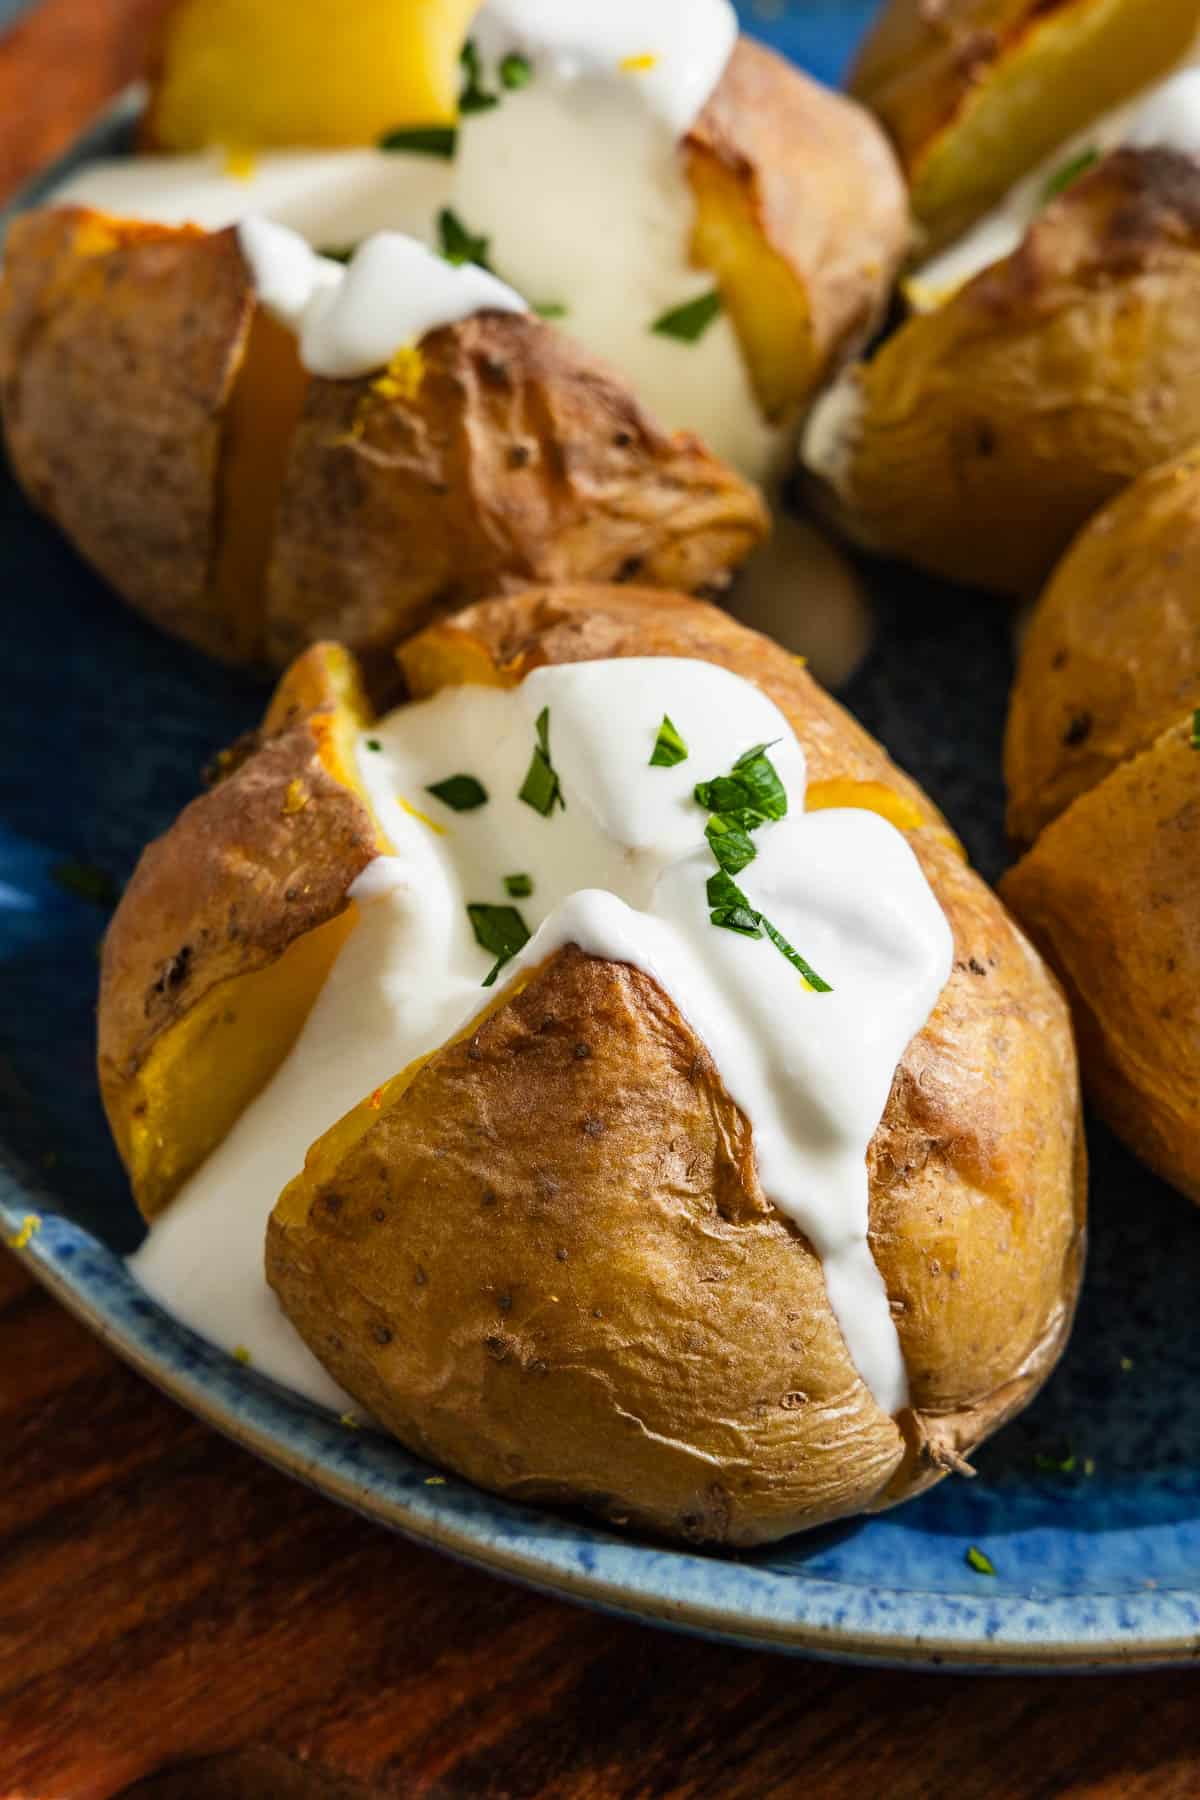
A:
[263, 313, 768, 672]
[268, 586, 1085, 1547]
[0, 206, 254, 659]
[685, 38, 909, 421]
[1007, 446, 1200, 846]
[807, 152, 1200, 596]
[1002, 718, 1200, 1205]
[99, 644, 378, 1218]
[850, 0, 1200, 247]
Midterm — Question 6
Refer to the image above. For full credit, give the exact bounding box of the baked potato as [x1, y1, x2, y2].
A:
[137, 5, 909, 433]
[104, 584, 1085, 1546]
[1002, 455, 1200, 1203]
[849, 0, 1200, 249]
[803, 149, 1200, 596]
[0, 204, 767, 671]
[1006, 444, 1200, 847]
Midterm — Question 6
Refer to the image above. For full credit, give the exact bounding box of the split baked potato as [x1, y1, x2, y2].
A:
[849, 0, 1200, 249]
[0, 205, 767, 671]
[102, 584, 1086, 1546]
[803, 148, 1200, 596]
[140, 4, 909, 428]
[1002, 455, 1200, 1203]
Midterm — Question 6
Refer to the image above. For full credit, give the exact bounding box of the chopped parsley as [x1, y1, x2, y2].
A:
[426, 773, 488, 812]
[377, 123, 457, 158]
[694, 744, 830, 990]
[504, 872, 533, 898]
[519, 707, 566, 816]
[651, 289, 722, 344]
[500, 52, 534, 90]
[318, 243, 356, 263]
[459, 39, 499, 114]
[1191, 708, 1200, 749]
[468, 902, 530, 986]
[965, 1546, 996, 1577]
[437, 206, 492, 271]
[365, 738, 383, 752]
[1042, 146, 1100, 205]
[649, 714, 688, 768]
[533, 301, 569, 320]
[53, 860, 118, 908]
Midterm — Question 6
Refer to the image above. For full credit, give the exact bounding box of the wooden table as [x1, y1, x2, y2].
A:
[2, 4, 1199, 1795]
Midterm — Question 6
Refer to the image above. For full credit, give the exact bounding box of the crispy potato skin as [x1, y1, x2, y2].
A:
[1006, 446, 1200, 846]
[685, 37, 909, 421]
[807, 152, 1200, 596]
[850, 0, 1200, 247]
[0, 207, 255, 660]
[263, 312, 768, 671]
[1002, 718, 1200, 1205]
[266, 585, 1085, 1546]
[99, 645, 379, 1219]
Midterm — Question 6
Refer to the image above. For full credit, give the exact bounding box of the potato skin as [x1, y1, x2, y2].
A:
[685, 37, 909, 421]
[263, 313, 768, 672]
[850, 0, 1200, 247]
[267, 585, 1085, 1546]
[805, 151, 1200, 596]
[99, 644, 378, 1219]
[0, 206, 255, 659]
[1002, 717, 1200, 1205]
[1006, 445, 1200, 846]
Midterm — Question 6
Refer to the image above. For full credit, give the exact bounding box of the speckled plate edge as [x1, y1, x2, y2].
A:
[5, 82, 1200, 1677]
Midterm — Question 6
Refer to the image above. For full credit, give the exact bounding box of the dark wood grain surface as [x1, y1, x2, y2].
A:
[2, 4, 1199, 1796]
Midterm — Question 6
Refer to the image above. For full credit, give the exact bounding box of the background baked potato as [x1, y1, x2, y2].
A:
[103, 584, 1086, 1546]
[803, 149, 1200, 596]
[1003, 455, 1200, 1204]
[0, 205, 767, 672]
[850, 0, 1200, 249]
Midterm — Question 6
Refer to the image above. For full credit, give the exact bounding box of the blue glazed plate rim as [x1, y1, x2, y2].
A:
[3, 1155, 1198, 1672]
[5, 43, 1199, 1676]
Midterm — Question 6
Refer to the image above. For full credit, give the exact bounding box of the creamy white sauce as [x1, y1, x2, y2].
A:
[799, 372, 870, 534]
[908, 60, 1200, 311]
[238, 216, 525, 379]
[131, 659, 953, 1417]
[53, 147, 453, 246]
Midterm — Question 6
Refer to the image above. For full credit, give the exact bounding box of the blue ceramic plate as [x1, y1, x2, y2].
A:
[3, 2, 1200, 1670]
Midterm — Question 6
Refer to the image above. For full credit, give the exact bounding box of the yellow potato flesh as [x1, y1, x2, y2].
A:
[149, 0, 482, 150]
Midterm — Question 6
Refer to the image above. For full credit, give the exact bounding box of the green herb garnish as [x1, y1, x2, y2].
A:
[365, 738, 383, 752]
[504, 872, 533, 898]
[53, 860, 118, 908]
[468, 902, 531, 986]
[500, 52, 534, 90]
[706, 869, 763, 939]
[761, 918, 833, 993]
[426, 773, 488, 812]
[705, 813, 758, 876]
[437, 206, 492, 271]
[649, 714, 688, 768]
[694, 742, 786, 822]
[519, 706, 565, 815]
[533, 301, 569, 320]
[1191, 708, 1200, 749]
[1033, 1451, 1078, 1475]
[318, 244, 357, 264]
[378, 124, 458, 158]
[1042, 146, 1100, 205]
[965, 1546, 996, 1577]
[651, 289, 722, 343]
[459, 39, 499, 114]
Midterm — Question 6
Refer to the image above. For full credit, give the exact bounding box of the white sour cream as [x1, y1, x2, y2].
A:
[131, 658, 953, 1418]
[908, 60, 1200, 311]
[237, 216, 525, 379]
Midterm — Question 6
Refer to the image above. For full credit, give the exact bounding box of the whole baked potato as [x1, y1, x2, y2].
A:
[103, 585, 1086, 1546]
[0, 205, 767, 671]
[849, 0, 1200, 249]
[1002, 457, 1200, 1203]
[803, 149, 1200, 596]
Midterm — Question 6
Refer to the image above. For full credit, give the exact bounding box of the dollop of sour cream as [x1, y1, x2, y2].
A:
[907, 59, 1200, 311]
[237, 215, 525, 379]
[131, 658, 953, 1419]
